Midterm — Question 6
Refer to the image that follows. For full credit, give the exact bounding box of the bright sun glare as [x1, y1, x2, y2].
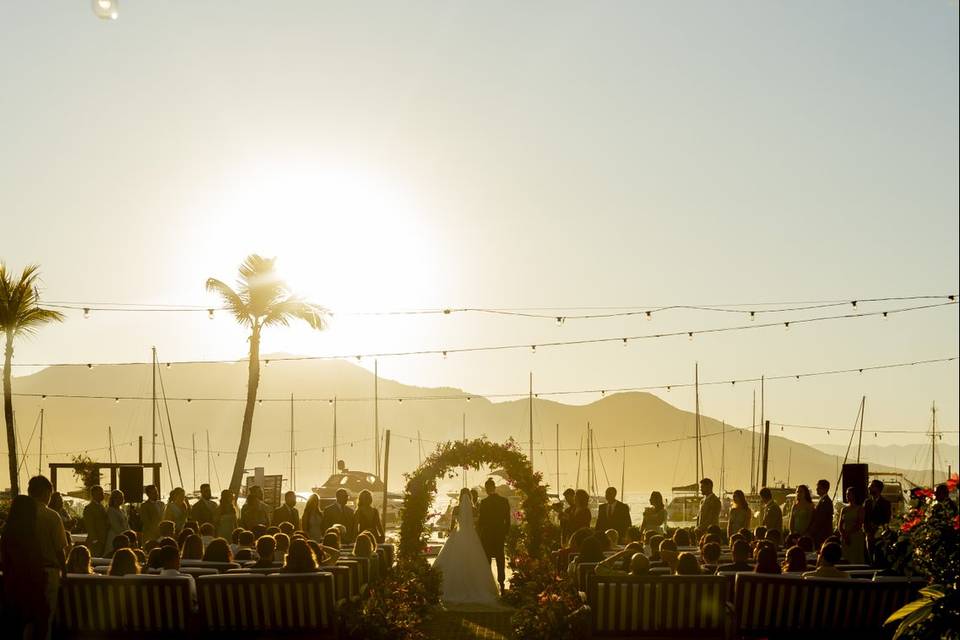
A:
[199, 162, 439, 315]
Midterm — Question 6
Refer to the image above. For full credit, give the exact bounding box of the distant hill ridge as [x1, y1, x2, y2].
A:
[6, 357, 936, 493]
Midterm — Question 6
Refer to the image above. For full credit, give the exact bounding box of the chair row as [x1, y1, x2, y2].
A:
[55, 572, 340, 637]
[586, 572, 924, 639]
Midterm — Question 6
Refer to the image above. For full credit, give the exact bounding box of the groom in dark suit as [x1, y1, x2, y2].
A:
[478, 478, 511, 594]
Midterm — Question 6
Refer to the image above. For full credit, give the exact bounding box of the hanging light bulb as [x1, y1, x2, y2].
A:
[442, 351, 448, 359]
[328, 399, 334, 405]
[666, 386, 671, 392]
[264, 360, 270, 367]
[165, 362, 171, 369]
[258, 399, 263, 406]
[398, 398, 403, 404]
[622, 338, 628, 346]
[114, 397, 120, 404]
[92, 0, 119, 20]
[466, 396, 471, 402]
[87, 363, 93, 370]
[851, 300, 858, 308]
[83, 307, 90, 319]
[41, 394, 47, 401]
[687, 332, 693, 341]
[749, 311, 755, 321]
[784, 322, 790, 331]
[186, 398, 192, 404]
[600, 390, 606, 397]
[555, 316, 565, 326]
[355, 355, 362, 362]
[531, 345, 537, 354]
[645, 311, 652, 321]
[208, 309, 214, 320]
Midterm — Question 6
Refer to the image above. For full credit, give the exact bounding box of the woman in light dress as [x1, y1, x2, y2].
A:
[301, 494, 325, 542]
[790, 484, 815, 536]
[163, 487, 189, 532]
[838, 487, 866, 564]
[433, 488, 502, 609]
[727, 490, 752, 538]
[105, 490, 129, 554]
[640, 491, 668, 534]
[214, 490, 238, 539]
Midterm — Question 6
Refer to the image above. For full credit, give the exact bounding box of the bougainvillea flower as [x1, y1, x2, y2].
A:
[947, 474, 959, 492]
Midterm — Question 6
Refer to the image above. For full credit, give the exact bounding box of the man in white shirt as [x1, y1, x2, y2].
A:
[156, 545, 198, 611]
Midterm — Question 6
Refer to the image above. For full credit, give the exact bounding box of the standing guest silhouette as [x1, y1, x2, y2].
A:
[809, 479, 834, 548]
[355, 489, 385, 543]
[240, 486, 271, 530]
[759, 487, 783, 533]
[322, 488, 357, 544]
[595, 486, 632, 541]
[477, 478, 511, 594]
[140, 484, 165, 542]
[696, 478, 721, 530]
[272, 491, 301, 528]
[190, 483, 219, 526]
[82, 485, 109, 557]
[568, 489, 593, 539]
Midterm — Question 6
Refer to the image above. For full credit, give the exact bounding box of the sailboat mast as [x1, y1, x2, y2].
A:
[374, 360, 379, 477]
[931, 402, 937, 487]
[556, 424, 560, 495]
[751, 391, 756, 494]
[529, 372, 534, 470]
[720, 420, 726, 495]
[856, 396, 865, 463]
[152, 346, 157, 464]
[290, 393, 295, 491]
[332, 396, 338, 475]
[694, 362, 701, 485]
[38, 408, 44, 476]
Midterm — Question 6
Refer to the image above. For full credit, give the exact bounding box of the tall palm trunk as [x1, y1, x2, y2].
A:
[4, 331, 19, 496]
[229, 323, 261, 495]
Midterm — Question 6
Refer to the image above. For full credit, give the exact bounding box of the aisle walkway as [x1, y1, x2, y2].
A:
[425, 609, 514, 640]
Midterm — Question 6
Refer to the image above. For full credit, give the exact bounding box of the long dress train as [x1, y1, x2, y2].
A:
[433, 494, 502, 609]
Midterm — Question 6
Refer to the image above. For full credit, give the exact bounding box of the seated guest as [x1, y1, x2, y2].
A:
[782, 545, 808, 573]
[273, 532, 290, 562]
[146, 547, 164, 570]
[628, 553, 650, 576]
[738, 528, 754, 543]
[133, 548, 147, 565]
[157, 544, 198, 611]
[753, 526, 767, 546]
[659, 539, 679, 572]
[157, 520, 176, 540]
[199, 523, 216, 547]
[566, 527, 593, 554]
[604, 528, 620, 548]
[283, 538, 319, 573]
[675, 552, 701, 575]
[251, 536, 277, 568]
[202, 537, 233, 563]
[157, 536, 179, 549]
[784, 533, 800, 549]
[764, 528, 782, 550]
[797, 535, 815, 553]
[754, 545, 781, 574]
[803, 542, 849, 579]
[701, 542, 722, 573]
[307, 539, 340, 565]
[321, 531, 342, 555]
[180, 534, 204, 560]
[66, 545, 94, 574]
[234, 530, 258, 562]
[672, 528, 691, 547]
[108, 548, 140, 576]
[647, 535, 664, 561]
[706, 524, 724, 541]
[352, 534, 374, 559]
[717, 539, 754, 572]
[625, 526, 642, 545]
[110, 534, 131, 556]
[230, 527, 243, 551]
[266, 526, 281, 536]
[279, 521, 295, 537]
[595, 542, 644, 576]
[568, 535, 604, 578]
[123, 529, 140, 548]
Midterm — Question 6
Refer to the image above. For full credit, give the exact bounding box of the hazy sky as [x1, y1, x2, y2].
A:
[1, 2, 957, 465]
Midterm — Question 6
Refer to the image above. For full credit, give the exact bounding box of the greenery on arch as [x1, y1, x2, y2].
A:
[397, 436, 554, 564]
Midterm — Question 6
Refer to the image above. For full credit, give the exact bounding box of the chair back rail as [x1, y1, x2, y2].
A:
[196, 572, 337, 633]
[56, 575, 191, 633]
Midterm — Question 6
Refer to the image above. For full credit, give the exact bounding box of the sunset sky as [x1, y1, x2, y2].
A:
[1, 0, 957, 471]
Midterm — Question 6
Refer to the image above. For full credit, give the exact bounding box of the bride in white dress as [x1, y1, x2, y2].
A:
[433, 488, 502, 608]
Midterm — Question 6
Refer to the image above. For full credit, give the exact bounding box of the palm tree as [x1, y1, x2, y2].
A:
[0, 263, 65, 495]
[206, 255, 329, 495]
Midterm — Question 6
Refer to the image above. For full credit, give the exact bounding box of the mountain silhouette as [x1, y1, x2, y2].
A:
[6, 357, 932, 495]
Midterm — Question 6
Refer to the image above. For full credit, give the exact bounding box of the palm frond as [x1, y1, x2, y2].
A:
[261, 299, 330, 330]
[205, 278, 252, 326]
[236, 254, 288, 317]
[0, 263, 63, 334]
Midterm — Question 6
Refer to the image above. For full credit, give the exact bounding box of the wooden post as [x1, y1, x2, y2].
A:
[381, 429, 391, 530]
[761, 420, 771, 488]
